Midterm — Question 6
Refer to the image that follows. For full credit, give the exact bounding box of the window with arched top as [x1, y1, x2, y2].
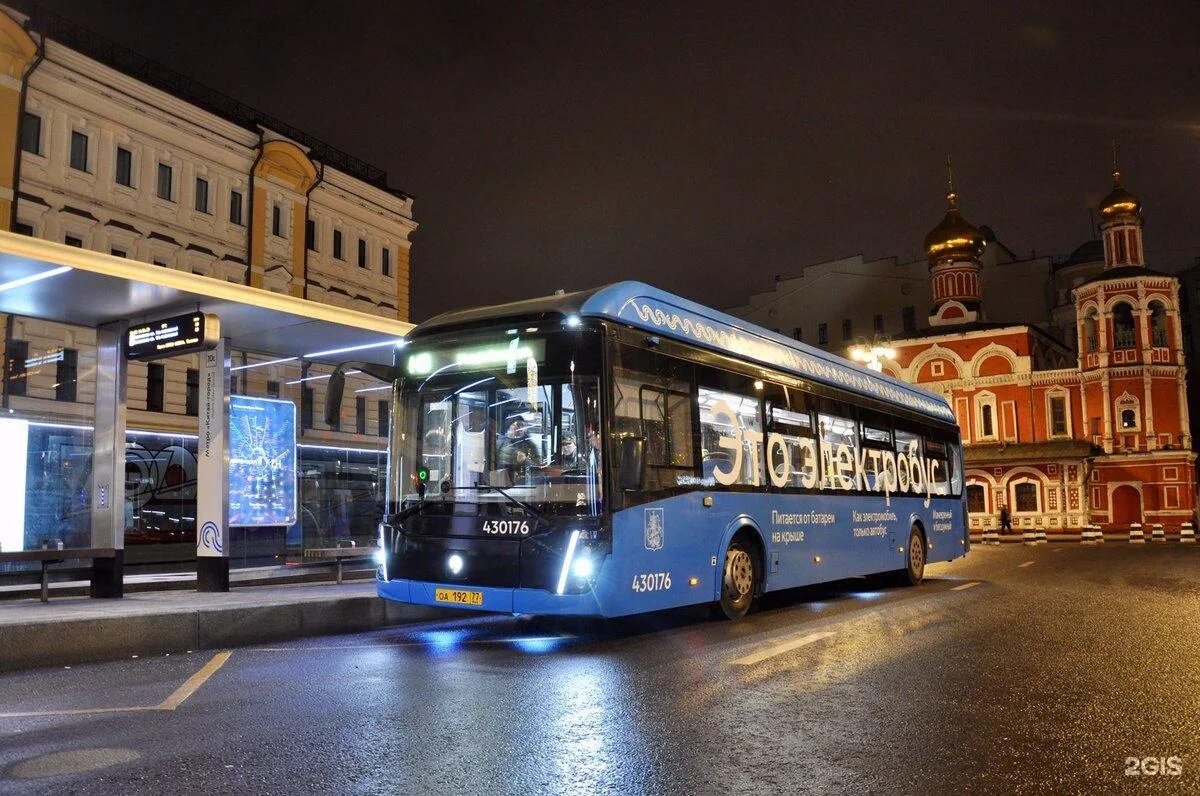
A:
[1082, 310, 1098, 352]
[1112, 302, 1135, 350]
[966, 484, 986, 514]
[1149, 300, 1168, 348]
[1115, 393, 1140, 431]
[1013, 481, 1039, 513]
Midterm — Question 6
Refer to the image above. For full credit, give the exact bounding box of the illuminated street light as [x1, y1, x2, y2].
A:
[849, 344, 896, 373]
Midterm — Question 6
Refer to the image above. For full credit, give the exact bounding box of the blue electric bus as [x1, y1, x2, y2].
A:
[327, 282, 967, 620]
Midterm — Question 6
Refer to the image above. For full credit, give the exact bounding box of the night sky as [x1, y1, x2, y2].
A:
[37, 1, 1200, 321]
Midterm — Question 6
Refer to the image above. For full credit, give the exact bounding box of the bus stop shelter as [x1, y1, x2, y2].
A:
[0, 232, 410, 596]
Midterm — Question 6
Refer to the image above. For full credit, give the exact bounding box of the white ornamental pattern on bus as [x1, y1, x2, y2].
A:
[707, 400, 943, 508]
[644, 508, 664, 550]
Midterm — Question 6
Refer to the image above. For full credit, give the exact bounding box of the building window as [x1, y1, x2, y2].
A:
[195, 177, 210, 213]
[157, 163, 173, 201]
[792, 326, 802, 341]
[147, 363, 165, 412]
[1148, 300, 1168, 347]
[1083, 310, 1098, 352]
[818, 323, 828, 345]
[382, 247, 391, 277]
[1049, 395, 1068, 437]
[1112, 302, 1135, 349]
[65, 235, 83, 247]
[305, 219, 316, 251]
[333, 230, 343, 260]
[153, 259, 168, 267]
[110, 248, 126, 258]
[1120, 408, 1137, 430]
[115, 147, 133, 187]
[69, 130, 89, 172]
[358, 238, 368, 268]
[272, 205, 283, 237]
[301, 386, 314, 429]
[873, 313, 884, 334]
[377, 399, 389, 437]
[841, 319, 852, 340]
[55, 348, 78, 402]
[13, 222, 32, 236]
[6, 339, 28, 397]
[966, 484, 985, 514]
[266, 380, 280, 399]
[229, 190, 243, 225]
[902, 305, 916, 333]
[356, 396, 366, 434]
[185, 368, 199, 416]
[19, 111, 40, 155]
[1013, 482, 1039, 513]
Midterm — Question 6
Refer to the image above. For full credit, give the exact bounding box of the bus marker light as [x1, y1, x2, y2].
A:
[813, 556, 821, 564]
[688, 576, 699, 587]
[703, 497, 713, 507]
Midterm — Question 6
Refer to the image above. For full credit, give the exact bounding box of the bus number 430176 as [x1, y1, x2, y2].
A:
[632, 572, 672, 592]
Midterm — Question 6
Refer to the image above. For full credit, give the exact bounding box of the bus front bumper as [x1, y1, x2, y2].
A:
[377, 577, 605, 616]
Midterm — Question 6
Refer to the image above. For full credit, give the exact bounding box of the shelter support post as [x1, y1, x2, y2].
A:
[90, 320, 126, 598]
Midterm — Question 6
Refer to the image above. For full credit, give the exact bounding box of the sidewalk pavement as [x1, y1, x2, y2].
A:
[0, 578, 459, 673]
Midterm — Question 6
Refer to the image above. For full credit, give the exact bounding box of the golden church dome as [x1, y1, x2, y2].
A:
[924, 191, 986, 262]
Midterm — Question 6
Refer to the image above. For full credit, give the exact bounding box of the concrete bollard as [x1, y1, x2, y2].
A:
[1128, 522, 1145, 544]
[1151, 523, 1165, 542]
[981, 530, 999, 545]
[1034, 529, 1047, 544]
[1181, 522, 1195, 544]
[1080, 525, 1099, 544]
[1094, 523, 1106, 543]
[1022, 531, 1039, 545]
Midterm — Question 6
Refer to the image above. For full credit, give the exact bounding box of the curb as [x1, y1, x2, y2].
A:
[0, 594, 459, 673]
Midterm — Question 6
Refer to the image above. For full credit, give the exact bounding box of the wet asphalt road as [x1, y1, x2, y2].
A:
[0, 543, 1197, 795]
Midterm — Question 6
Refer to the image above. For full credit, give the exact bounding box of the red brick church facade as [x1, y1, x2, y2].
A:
[883, 169, 1196, 535]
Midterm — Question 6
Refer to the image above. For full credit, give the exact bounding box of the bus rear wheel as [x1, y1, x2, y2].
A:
[889, 526, 926, 586]
[717, 539, 758, 620]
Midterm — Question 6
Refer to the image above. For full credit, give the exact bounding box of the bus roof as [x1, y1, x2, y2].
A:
[410, 281, 954, 424]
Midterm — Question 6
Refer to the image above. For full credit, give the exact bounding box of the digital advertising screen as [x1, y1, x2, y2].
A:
[228, 396, 297, 527]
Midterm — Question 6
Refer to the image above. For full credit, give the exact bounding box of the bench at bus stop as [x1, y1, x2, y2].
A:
[0, 547, 119, 603]
[302, 546, 372, 584]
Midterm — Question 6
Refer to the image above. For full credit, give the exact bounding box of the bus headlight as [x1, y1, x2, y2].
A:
[570, 556, 595, 580]
[448, 553, 465, 576]
[373, 548, 387, 567]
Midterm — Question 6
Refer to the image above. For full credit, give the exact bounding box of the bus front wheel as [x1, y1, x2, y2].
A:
[717, 539, 759, 620]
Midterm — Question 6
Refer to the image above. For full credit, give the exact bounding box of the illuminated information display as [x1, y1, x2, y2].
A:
[126, 312, 220, 361]
[228, 396, 297, 527]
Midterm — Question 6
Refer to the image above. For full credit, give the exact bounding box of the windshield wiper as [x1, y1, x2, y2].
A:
[439, 486, 544, 521]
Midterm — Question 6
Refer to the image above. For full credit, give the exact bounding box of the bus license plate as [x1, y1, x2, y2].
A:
[435, 588, 483, 606]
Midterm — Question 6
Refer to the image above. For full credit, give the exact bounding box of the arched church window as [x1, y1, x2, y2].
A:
[1083, 310, 1098, 352]
[1112, 303, 1135, 350]
[1149, 301, 1168, 348]
[1013, 482, 1039, 512]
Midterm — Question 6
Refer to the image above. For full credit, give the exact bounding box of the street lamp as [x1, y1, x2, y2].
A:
[849, 344, 896, 373]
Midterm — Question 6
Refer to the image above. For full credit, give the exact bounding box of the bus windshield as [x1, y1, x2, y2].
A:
[393, 328, 603, 516]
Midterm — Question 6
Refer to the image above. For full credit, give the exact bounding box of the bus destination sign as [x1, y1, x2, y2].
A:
[125, 312, 220, 361]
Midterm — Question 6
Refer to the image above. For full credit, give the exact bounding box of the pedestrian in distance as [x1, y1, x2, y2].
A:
[999, 503, 1013, 535]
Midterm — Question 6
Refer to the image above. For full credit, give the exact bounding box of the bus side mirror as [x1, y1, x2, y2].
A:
[324, 368, 346, 429]
[617, 435, 646, 491]
[324, 361, 398, 430]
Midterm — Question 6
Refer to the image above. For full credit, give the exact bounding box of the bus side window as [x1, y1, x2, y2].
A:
[858, 409, 893, 492]
[816, 398, 858, 490]
[699, 386, 762, 486]
[765, 383, 814, 492]
[924, 436, 952, 495]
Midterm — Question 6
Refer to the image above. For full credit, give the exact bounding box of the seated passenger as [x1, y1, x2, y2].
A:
[559, 437, 581, 470]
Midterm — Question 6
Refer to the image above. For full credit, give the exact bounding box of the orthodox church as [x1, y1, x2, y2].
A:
[884, 165, 1196, 534]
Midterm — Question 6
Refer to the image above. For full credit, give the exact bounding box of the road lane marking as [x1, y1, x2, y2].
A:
[951, 581, 981, 591]
[0, 653, 231, 719]
[731, 631, 835, 667]
[0, 705, 154, 719]
[1018, 561, 1035, 568]
[157, 651, 231, 711]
